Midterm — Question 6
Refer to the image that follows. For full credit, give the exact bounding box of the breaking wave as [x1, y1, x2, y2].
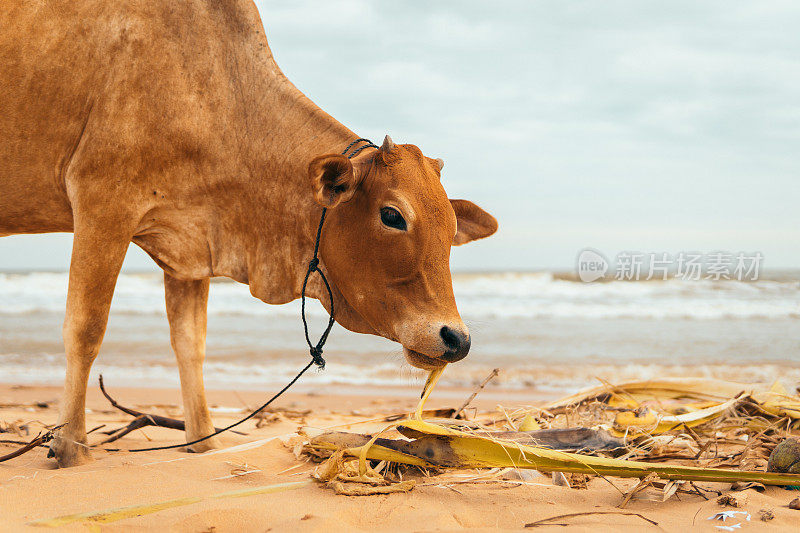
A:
[1, 271, 797, 320]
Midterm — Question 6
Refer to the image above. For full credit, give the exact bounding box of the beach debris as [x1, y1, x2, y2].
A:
[517, 414, 541, 431]
[254, 406, 311, 428]
[501, 468, 542, 482]
[524, 511, 658, 528]
[302, 369, 800, 494]
[452, 367, 499, 419]
[612, 395, 744, 437]
[618, 473, 658, 508]
[730, 481, 765, 492]
[210, 461, 262, 481]
[545, 377, 800, 435]
[614, 408, 658, 431]
[757, 508, 775, 521]
[530, 377, 799, 475]
[0, 401, 52, 411]
[790, 497, 800, 510]
[417, 366, 446, 420]
[328, 479, 416, 496]
[0, 423, 65, 463]
[314, 449, 386, 485]
[767, 437, 800, 473]
[0, 420, 30, 437]
[96, 375, 246, 445]
[707, 511, 751, 522]
[551, 472, 570, 487]
[660, 480, 681, 501]
[305, 426, 627, 470]
[305, 431, 431, 466]
[717, 490, 752, 508]
[707, 510, 750, 532]
[332, 415, 800, 485]
[567, 472, 590, 489]
[616, 479, 694, 503]
[86, 423, 107, 435]
[305, 415, 800, 486]
[27, 480, 312, 527]
[302, 368, 449, 496]
[311, 448, 416, 495]
[381, 408, 456, 422]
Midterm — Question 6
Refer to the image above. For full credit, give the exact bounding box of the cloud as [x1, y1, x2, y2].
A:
[2, 1, 798, 271]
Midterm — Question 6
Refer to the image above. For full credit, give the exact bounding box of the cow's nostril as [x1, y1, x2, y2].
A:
[440, 326, 460, 351]
[439, 326, 471, 362]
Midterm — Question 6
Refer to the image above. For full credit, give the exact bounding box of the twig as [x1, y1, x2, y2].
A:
[97, 416, 158, 445]
[0, 424, 66, 463]
[452, 368, 499, 419]
[618, 472, 658, 508]
[689, 481, 710, 500]
[595, 473, 626, 497]
[87, 424, 106, 435]
[525, 511, 659, 528]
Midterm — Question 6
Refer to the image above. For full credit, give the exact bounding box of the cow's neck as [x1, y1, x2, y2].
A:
[223, 58, 364, 305]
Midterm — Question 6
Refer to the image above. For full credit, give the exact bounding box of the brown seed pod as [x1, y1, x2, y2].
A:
[767, 438, 800, 474]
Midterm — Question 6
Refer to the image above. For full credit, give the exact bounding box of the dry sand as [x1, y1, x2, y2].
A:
[1, 383, 799, 532]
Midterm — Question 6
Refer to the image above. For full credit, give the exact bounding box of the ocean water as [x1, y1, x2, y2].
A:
[0, 271, 798, 395]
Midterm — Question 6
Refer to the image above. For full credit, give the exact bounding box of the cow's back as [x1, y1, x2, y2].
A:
[0, 0, 266, 235]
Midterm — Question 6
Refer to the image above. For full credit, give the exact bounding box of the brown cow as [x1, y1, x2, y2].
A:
[0, 0, 497, 467]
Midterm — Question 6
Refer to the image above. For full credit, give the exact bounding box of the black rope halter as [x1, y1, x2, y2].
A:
[111, 138, 379, 453]
[300, 138, 379, 369]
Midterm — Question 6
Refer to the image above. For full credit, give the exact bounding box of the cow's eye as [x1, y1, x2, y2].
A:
[380, 207, 407, 231]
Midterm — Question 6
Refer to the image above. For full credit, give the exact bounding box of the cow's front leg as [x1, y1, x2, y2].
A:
[164, 274, 220, 452]
[51, 222, 131, 467]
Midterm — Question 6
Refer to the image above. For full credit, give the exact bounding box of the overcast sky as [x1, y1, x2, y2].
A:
[2, 0, 798, 271]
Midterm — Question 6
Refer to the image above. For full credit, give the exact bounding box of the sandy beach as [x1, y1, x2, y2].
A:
[2, 381, 799, 532]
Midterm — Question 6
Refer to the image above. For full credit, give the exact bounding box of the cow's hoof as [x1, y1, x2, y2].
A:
[185, 435, 222, 453]
[49, 437, 93, 468]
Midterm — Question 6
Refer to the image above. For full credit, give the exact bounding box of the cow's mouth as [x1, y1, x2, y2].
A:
[403, 347, 447, 370]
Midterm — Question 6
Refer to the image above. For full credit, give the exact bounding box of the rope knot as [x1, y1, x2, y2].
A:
[309, 346, 326, 369]
[308, 257, 320, 271]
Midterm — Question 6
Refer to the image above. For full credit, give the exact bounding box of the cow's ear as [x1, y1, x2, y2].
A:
[308, 154, 358, 207]
[450, 199, 498, 245]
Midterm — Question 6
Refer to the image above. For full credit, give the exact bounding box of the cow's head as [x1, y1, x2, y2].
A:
[308, 136, 497, 370]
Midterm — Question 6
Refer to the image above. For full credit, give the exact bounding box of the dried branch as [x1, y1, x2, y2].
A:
[452, 368, 499, 419]
[525, 511, 659, 528]
[0, 424, 65, 463]
[618, 472, 658, 508]
[97, 375, 246, 440]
